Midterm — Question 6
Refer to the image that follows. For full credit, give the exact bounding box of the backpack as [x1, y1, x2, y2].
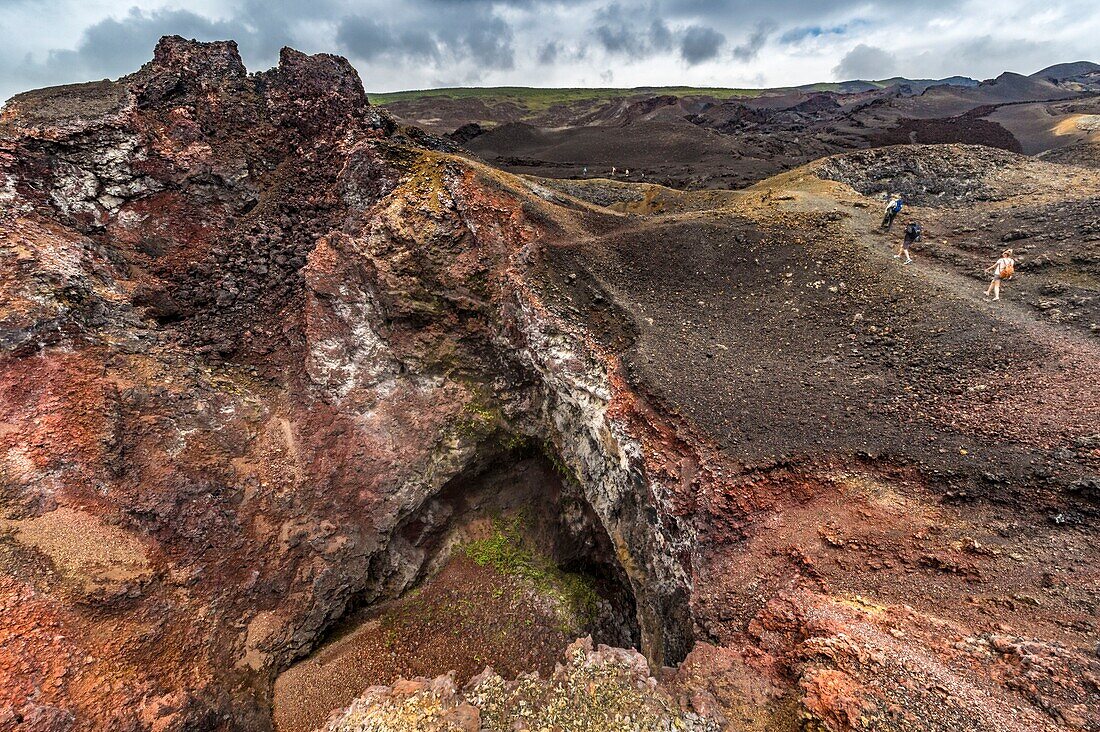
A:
[905, 223, 921, 239]
[1000, 260, 1014, 278]
[893, 200, 903, 213]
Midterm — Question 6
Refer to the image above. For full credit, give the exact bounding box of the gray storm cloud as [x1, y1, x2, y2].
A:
[680, 25, 726, 65]
[732, 20, 777, 62]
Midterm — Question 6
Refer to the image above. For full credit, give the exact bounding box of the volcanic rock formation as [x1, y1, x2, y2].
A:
[1, 37, 1099, 732]
[393, 65, 1100, 190]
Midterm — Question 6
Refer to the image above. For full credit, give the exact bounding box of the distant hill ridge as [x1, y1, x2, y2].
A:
[368, 76, 981, 105]
[369, 61, 1100, 105]
[1032, 61, 1100, 81]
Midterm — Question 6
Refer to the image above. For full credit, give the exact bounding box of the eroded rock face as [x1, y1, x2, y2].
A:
[673, 589, 1100, 732]
[0, 37, 695, 730]
[2, 37, 1099, 732]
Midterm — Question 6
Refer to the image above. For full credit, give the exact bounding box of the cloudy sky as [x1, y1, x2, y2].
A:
[2, 0, 1099, 102]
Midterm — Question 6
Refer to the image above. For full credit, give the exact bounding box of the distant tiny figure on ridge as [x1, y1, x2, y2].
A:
[985, 248, 1016, 301]
[894, 220, 922, 264]
[881, 195, 903, 230]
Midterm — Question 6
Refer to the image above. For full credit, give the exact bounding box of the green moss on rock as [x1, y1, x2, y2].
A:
[464, 518, 599, 626]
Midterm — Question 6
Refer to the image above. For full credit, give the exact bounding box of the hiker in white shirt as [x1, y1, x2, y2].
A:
[984, 248, 1015, 301]
[882, 195, 903, 230]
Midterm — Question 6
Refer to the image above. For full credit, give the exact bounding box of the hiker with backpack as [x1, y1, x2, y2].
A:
[985, 249, 1015, 301]
[895, 220, 922, 264]
[882, 196, 903, 230]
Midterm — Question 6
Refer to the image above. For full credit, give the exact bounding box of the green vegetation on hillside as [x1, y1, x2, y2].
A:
[365, 77, 947, 109]
[368, 85, 765, 109]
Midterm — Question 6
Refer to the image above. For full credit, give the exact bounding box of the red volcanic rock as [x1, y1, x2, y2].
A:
[673, 589, 1098, 731]
[0, 36, 695, 729]
[261, 47, 373, 139]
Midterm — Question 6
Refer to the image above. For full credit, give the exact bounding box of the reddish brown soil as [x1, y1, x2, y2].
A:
[272, 555, 581, 732]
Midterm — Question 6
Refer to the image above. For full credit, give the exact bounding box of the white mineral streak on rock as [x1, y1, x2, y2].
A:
[0, 170, 16, 203]
[307, 281, 398, 400]
[511, 288, 694, 664]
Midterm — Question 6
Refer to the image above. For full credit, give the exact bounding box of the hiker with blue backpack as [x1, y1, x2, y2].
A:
[882, 195, 903, 230]
[894, 220, 922, 264]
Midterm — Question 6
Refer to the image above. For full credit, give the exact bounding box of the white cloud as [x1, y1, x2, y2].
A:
[833, 44, 898, 80]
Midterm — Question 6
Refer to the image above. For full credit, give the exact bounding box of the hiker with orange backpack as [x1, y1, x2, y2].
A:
[984, 248, 1015, 301]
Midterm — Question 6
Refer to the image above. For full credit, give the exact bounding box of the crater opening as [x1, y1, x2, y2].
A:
[271, 445, 642, 732]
